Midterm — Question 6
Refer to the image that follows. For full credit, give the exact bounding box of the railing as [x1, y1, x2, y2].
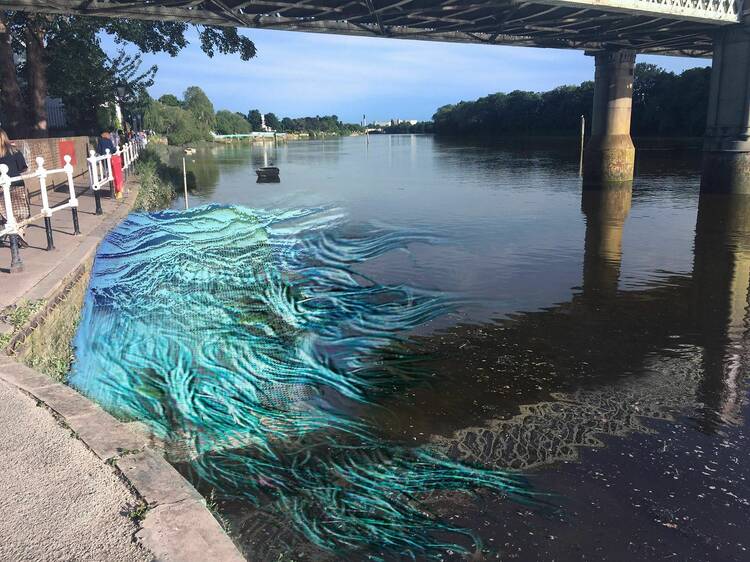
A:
[87, 141, 141, 215]
[2, 141, 141, 273]
[1, 155, 79, 272]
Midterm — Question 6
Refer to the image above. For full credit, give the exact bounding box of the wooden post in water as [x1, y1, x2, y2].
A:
[182, 157, 189, 210]
[579, 114, 585, 177]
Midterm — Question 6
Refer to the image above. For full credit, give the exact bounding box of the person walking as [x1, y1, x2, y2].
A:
[0, 128, 30, 250]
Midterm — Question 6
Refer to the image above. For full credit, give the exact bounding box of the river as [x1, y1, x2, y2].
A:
[74, 135, 750, 561]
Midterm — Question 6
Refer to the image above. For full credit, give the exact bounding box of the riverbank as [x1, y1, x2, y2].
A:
[0, 166, 246, 562]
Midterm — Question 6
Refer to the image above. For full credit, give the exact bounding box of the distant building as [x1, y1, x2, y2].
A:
[260, 113, 273, 132]
[374, 118, 419, 127]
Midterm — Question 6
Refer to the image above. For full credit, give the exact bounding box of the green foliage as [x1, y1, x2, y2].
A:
[433, 84, 593, 136]
[126, 500, 150, 522]
[20, 277, 88, 383]
[631, 63, 710, 136]
[101, 19, 256, 61]
[247, 109, 263, 130]
[215, 110, 252, 134]
[183, 85, 215, 132]
[0, 299, 45, 348]
[277, 115, 363, 135]
[383, 121, 434, 134]
[144, 99, 206, 145]
[133, 149, 177, 212]
[43, 18, 156, 134]
[433, 64, 711, 138]
[264, 112, 280, 130]
[158, 93, 182, 107]
[0, 12, 257, 136]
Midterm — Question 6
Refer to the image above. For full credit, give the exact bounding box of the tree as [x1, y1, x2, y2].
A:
[45, 18, 156, 134]
[274, 114, 362, 135]
[0, 12, 257, 137]
[247, 109, 262, 131]
[215, 110, 252, 134]
[183, 86, 215, 132]
[144, 99, 204, 145]
[24, 16, 48, 137]
[280, 117, 294, 132]
[158, 94, 182, 107]
[264, 112, 280, 131]
[0, 14, 26, 137]
[430, 64, 710, 138]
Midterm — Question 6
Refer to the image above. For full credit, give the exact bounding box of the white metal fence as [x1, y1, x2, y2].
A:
[1, 141, 141, 272]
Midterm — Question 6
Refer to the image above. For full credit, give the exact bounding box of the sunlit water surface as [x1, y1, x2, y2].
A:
[72, 136, 750, 561]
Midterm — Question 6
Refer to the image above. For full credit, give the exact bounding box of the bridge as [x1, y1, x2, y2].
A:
[8, 0, 750, 192]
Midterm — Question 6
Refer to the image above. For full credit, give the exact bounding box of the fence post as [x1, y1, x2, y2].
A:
[122, 142, 128, 181]
[1, 164, 22, 272]
[64, 155, 80, 235]
[36, 156, 54, 251]
[105, 148, 114, 199]
[88, 149, 102, 215]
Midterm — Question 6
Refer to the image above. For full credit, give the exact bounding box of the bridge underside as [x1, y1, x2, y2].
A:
[5, 0, 741, 57]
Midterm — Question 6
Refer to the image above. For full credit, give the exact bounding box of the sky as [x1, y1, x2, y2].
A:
[104, 28, 706, 124]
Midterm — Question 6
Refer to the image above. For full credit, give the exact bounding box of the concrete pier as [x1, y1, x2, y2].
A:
[583, 49, 636, 187]
[701, 25, 750, 194]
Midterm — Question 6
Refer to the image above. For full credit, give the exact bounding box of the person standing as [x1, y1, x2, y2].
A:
[0, 127, 30, 249]
[96, 130, 116, 156]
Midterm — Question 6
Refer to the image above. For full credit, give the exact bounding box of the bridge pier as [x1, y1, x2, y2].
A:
[583, 49, 636, 188]
[701, 26, 750, 194]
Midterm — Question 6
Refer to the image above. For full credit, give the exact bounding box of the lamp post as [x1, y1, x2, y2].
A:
[115, 85, 127, 130]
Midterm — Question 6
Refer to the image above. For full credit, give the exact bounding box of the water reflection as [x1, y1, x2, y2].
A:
[157, 138, 750, 559]
[581, 185, 632, 296]
[380, 189, 749, 469]
[693, 193, 750, 427]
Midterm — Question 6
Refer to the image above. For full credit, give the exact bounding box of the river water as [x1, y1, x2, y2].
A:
[74, 135, 750, 561]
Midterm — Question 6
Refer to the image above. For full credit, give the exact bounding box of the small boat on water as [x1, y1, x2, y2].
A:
[184, 147, 197, 155]
[256, 166, 280, 183]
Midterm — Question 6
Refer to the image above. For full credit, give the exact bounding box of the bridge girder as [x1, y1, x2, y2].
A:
[0, 0, 743, 56]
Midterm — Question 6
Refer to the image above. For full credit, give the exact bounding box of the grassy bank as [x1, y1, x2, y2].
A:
[1, 265, 90, 382]
[20, 270, 90, 382]
[133, 148, 179, 212]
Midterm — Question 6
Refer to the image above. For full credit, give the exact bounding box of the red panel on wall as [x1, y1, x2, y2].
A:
[58, 139, 76, 168]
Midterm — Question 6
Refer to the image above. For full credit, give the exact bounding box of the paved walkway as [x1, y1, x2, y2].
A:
[0, 379, 153, 562]
[1, 180, 130, 310]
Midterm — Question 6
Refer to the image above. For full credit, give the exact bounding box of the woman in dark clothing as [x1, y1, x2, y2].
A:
[0, 128, 30, 252]
[0, 128, 28, 180]
[0, 127, 29, 223]
[96, 130, 116, 156]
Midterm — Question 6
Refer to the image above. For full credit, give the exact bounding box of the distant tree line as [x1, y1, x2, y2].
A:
[146, 93, 364, 144]
[431, 64, 711, 138]
[383, 121, 434, 134]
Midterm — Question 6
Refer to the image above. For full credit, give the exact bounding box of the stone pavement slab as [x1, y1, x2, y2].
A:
[0, 379, 153, 562]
